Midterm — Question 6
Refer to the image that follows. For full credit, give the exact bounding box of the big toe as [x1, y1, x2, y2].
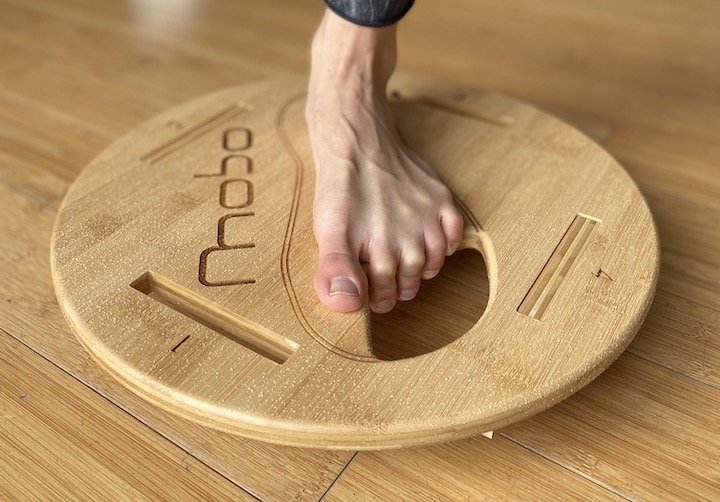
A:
[314, 250, 367, 312]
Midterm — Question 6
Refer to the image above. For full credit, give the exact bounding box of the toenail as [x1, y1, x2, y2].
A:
[446, 242, 459, 256]
[422, 269, 439, 280]
[399, 289, 418, 301]
[376, 300, 394, 313]
[329, 277, 359, 297]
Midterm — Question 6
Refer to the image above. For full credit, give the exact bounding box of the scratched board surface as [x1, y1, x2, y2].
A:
[50, 76, 659, 450]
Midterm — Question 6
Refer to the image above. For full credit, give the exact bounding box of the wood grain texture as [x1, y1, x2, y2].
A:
[50, 76, 658, 449]
[503, 352, 720, 500]
[0, 328, 254, 501]
[322, 435, 622, 501]
[0, 0, 718, 498]
[0, 183, 353, 501]
[326, 354, 720, 500]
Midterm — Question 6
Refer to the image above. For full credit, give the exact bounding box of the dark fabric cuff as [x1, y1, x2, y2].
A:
[324, 0, 415, 28]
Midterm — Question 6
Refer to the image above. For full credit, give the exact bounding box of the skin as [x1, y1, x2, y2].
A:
[306, 8, 464, 314]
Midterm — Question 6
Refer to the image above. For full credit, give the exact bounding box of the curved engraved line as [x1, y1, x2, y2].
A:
[275, 93, 378, 363]
[455, 197, 480, 232]
[453, 197, 498, 307]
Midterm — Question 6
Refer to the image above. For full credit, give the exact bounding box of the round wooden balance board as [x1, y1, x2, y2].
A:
[51, 76, 659, 450]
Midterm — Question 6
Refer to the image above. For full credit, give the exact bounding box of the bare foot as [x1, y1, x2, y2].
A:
[305, 9, 464, 314]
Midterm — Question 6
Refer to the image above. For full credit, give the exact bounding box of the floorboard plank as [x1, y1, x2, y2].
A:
[322, 435, 622, 501]
[503, 353, 720, 500]
[0, 328, 255, 501]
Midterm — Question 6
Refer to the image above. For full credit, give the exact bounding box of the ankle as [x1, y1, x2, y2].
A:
[309, 9, 397, 97]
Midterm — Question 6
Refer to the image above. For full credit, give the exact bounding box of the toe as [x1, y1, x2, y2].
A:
[440, 204, 465, 256]
[397, 244, 424, 301]
[422, 222, 447, 280]
[367, 249, 398, 313]
[315, 238, 367, 313]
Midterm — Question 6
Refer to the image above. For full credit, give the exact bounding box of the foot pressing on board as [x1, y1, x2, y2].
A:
[306, 9, 464, 314]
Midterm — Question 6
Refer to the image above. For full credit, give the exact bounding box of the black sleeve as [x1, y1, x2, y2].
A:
[324, 0, 415, 27]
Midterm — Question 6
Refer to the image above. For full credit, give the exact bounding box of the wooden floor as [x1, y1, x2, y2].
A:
[1, 0, 718, 499]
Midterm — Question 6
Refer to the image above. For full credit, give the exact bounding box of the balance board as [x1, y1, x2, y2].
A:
[50, 76, 659, 450]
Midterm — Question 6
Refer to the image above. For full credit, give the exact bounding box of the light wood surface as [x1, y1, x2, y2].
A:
[1, 0, 718, 498]
[50, 76, 657, 449]
[0, 184, 352, 501]
[323, 435, 622, 502]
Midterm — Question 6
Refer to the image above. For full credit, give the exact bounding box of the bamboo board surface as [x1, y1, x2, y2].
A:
[0, 0, 718, 499]
[51, 77, 657, 449]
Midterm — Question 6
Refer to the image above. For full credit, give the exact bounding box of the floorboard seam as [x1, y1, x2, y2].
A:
[499, 432, 633, 501]
[625, 349, 720, 392]
[317, 451, 359, 501]
[0, 325, 262, 502]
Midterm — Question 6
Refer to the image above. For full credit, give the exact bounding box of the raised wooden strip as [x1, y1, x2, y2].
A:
[130, 271, 299, 364]
[140, 104, 247, 164]
[518, 213, 600, 319]
[390, 90, 515, 127]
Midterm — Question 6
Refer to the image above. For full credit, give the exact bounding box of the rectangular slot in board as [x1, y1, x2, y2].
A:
[130, 271, 298, 364]
[140, 103, 247, 164]
[517, 213, 600, 320]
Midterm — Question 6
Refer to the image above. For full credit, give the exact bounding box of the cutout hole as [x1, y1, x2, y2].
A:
[130, 271, 297, 364]
[370, 249, 490, 361]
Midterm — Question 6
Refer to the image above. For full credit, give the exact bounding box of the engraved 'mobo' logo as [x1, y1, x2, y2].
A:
[194, 127, 256, 287]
